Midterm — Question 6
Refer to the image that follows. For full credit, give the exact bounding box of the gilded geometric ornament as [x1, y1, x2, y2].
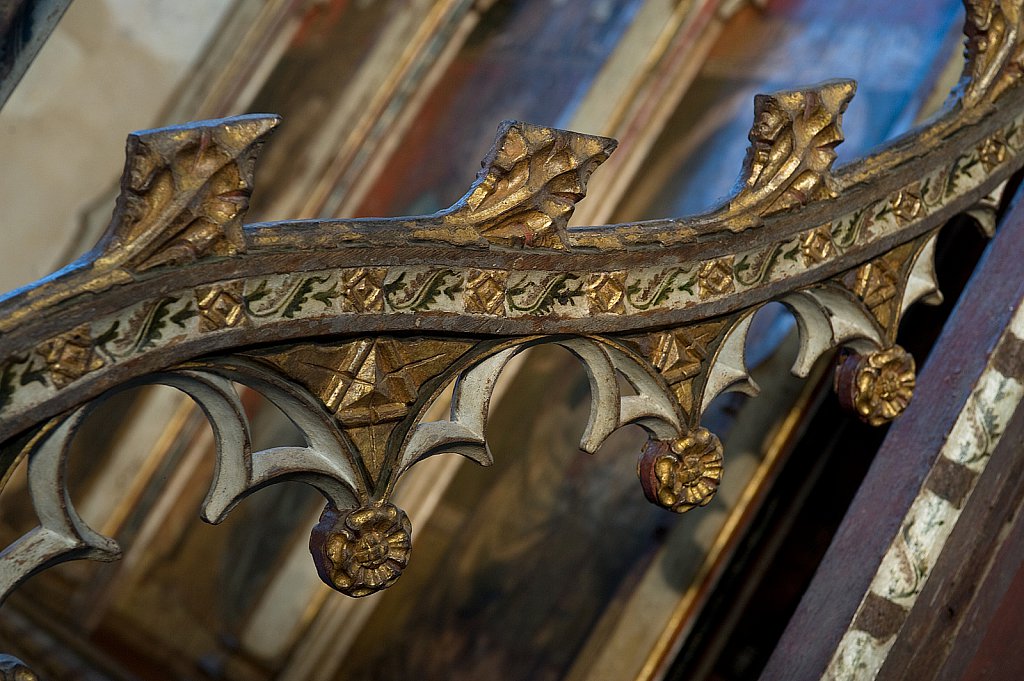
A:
[36, 324, 105, 388]
[978, 130, 1009, 170]
[196, 283, 248, 331]
[585, 271, 628, 314]
[698, 257, 735, 298]
[340, 268, 386, 313]
[245, 337, 472, 480]
[890, 183, 924, 225]
[645, 321, 727, 417]
[801, 225, 837, 265]
[464, 269, 508, 315]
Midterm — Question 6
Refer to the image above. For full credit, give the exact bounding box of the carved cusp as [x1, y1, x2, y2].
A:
[96, 114, 280, 273]
[443, 120, 617, 250]
[727, 79, 856, 228]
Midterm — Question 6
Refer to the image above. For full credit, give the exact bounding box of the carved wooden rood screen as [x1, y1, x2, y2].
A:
[2, 1, 1024, 677]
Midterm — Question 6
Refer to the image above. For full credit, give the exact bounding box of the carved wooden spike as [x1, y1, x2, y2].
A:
[96, 114, 279, 272]
[727, 79, 856, 227]
[899, 232, 944, 317]
[966, 179, 1008, 236]
[399, 347, 517, 477]
[443, 120, 617, 249]
[0, 410, 121, 605]
[783, 286, 884, 378]
[699, 313, 760, 416]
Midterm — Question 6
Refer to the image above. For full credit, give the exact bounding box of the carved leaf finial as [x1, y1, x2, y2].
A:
[959, 0, 1024, 106]
[96, 114, 280, 273]
[726, 79, 856, 229]
[443, 120, 617, 250]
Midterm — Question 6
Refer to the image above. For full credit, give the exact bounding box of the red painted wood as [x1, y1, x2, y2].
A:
[759, 187, 1024, 681]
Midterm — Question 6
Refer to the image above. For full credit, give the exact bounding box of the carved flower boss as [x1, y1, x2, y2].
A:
[310, 502, 412, 597]
[638, 428, 724, 513]
[836, 345, 916, 426]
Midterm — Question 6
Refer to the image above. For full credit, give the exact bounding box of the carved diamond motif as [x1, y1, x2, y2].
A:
[698, 257, 735, 298]
[979, 132, 1008, 171]
[464, 269, 508, 315]
[37, 325, 104, 388]
[341, 268, 386, 313]
[650, 324, 722, 385]
[890, 184, 923, 224]
[196, 284, 247, 331]
[851, 260, 898, 311]
[801, 226, 837, 264]
[585, 271, 627, 314]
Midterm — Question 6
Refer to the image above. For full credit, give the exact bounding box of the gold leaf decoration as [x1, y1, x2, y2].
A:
[960, 0, 1024, 107]
[246, 338, 473, 482]
[310, 502, 412, 597]
[96, 114, 280, 273]
[442, 120, 616, 250]
[637, 429, 724, 513]
[726, 79, 856, 229]
[835, 345, 916, 426]
[36, 324, 105, 388]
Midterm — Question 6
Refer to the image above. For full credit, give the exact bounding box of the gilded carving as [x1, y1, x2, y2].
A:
[845, 259, 900, 329]
[464, 269, 508, 315]
[637, 429, 724, 513]
[978, 130, 1009, 170]
[960, 0, 1024, 106]
[341, 268, 386, 313]
[726, 79, 855, 227]
[6, 0, 1024, 620]
[442, 121, 616, 249]
[96, 115, 277, 273]
[835, 345, 916, 426]
[247, 338, 472, 480]
[36, 324, 104, 388]
[310, 502, 412, 597]
[801, 225, 837, 265]
[584, 271, 628, 314]
[698, 257, 735, 298]
[890, 184, 923, 224]
[647, 322, 726, 416]
[196, 283, 248, 331]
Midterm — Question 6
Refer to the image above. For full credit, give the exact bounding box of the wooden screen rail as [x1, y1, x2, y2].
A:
[0, 1, 1023, 677]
